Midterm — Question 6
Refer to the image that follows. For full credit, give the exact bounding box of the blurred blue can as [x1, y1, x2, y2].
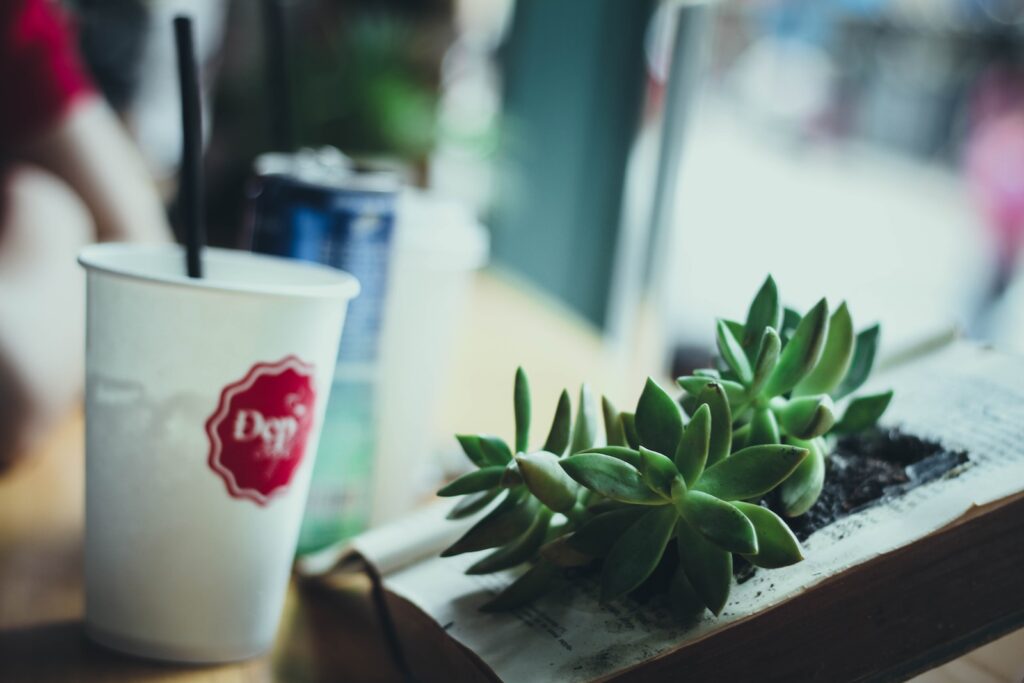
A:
[244, 148, 399, 553]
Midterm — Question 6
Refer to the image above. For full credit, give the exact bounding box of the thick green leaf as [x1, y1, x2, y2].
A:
[582, 446, 641, 468]
[561, 454, 667, 505]
[763, 298, 829, 398]
[635, 378, 684, 459]
[679, 491, 758, 555]
[437, 467, 504, 497]
[834, 324, 881, 399]
[600, 505, 678, 600]
[467, 508, 553, 574]
[781, 307, 802, 343]
[602, 396, 626, 447]
[695, 444, 808, 501]
[776, 394, 836, 440]
[676, 403, 710, 486]
[639, 447, 681, 497]
[442, 491, 538, 556]
[748, 407, 780, 446]
[749, 327, 781, 397]
[669, 565, 707, 622]
[446, 488, 499, 520]
[677, 376, 747, 404]
[455, 434, 490, 467]
[514, 367, 531, 453]
[794, 302, 854, 396]
[500, 458, 523, 488]
[676, 517, 732, 615]
[480, 561, 562, 612]
[693, 368, 720, 379]
[516, 451, 579, 513]
[833, 390, 893, 434]
[570, 384, 598, 454]
[538, 535, 593, 567]
[543, 389, 572, 455]
[733, 502, 804, 568]
[716, 319, 753, 385]
[744, 275, 781, 350]
[565, 507, 647, 558]
[779, 438, 826, 517]
[695, 382, 732, 467]
[731, 424, 750, 451]
[620, 412, 640, 449]
[479, 435, 513, 465]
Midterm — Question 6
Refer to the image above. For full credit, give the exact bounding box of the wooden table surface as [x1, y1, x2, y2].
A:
[0, 411, 410, 683]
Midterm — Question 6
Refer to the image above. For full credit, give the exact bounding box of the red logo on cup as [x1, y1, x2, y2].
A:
[206, 356, 317, 505]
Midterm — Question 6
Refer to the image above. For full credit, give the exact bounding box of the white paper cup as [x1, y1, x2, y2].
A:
[78, 244, 358, 663]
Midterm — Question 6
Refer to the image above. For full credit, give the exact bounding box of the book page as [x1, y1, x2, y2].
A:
[328, 343, 1024, 682]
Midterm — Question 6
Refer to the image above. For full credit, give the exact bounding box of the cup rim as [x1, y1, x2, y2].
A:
[78, 243, 360, 301]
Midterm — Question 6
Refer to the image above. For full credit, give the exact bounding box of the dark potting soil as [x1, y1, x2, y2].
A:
[775, 428, 969, 543]
[733, 429, 968, 584]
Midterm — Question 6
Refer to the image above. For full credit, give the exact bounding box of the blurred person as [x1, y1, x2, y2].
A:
[0, 0, 171, 469]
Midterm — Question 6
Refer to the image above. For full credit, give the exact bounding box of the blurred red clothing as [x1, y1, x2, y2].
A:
[0, 0, 94, 150]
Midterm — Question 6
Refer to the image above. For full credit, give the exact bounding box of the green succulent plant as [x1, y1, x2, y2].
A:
[676, 276, 893, 516]
[560, 378, 808, 619]
[436, 277, 894, 621]
[436, 369, 596, 597]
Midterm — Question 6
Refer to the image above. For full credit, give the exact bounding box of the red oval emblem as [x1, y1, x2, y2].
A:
[205, 356, 317, 505]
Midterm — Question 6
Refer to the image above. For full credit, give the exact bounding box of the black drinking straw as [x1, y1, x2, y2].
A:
[173, 16, 204, 278]
[262, 0, 294, 150]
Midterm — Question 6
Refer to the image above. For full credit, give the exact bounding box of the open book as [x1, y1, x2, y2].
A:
[299, 342, 1024, 682]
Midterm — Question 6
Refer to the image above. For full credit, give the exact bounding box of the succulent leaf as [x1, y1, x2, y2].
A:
[780, 307, 802, 343]
[437, 466, 505, 497]
[636, 378, 685, 459]
[749, 327, 781, 397]
[693, 368, 720, 379]
[543, 389, 572, 455]
[446, 489, 499, 520]
[748, 407, 781, 446]
[716, 319, 754, 384]
[744, 275, 782, 351]
[514, 367, 531, 453]
[500, 459, 523, 488]
[779, 438, 826, 517]
[733, 502, 804, 568]
[582, 446, 641, 468]
[455, 434, 490, 468]
[600, 505, 678, 601]
[602, 396, 626, 447]
[763, 298, 829, 397]
[620, 412, 641, 449]
[466, 507, 553, 574]
[675, 403, 711, 486]
[561, 454, 668, 505]
[676, 517, 732, 615]
[442, 491, 539, 556]
[669, 565, 707, 622]
[833, 324, 880, 400]
[565, 507, 647, 558]
[677, 376, 747, 404]
[479, 435, 513, 466]
[679, 490, 758, 555]
[695, 382, 732, 467]
[639, 447, 681, 498]
[793, 302, 854, 397]
[479, 561, 562, 612]
[832, 390, 894, 434]
[516, 451, 579, 513]
[570, 384, 598, 454]
[775, 394, 836, 440]
[694, 444, 808, 501]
